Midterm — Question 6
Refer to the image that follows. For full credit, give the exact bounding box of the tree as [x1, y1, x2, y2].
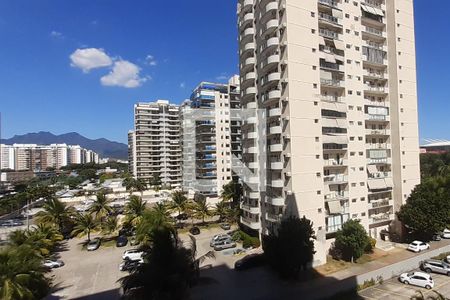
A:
[263, 216, 316, 279]
[334, 219, 371, 262]
[135, 203, 173, 246]
[149, 174, 162, 188]
[89, 191, 112, 219]
[0, 245, 50, 300]
[214, 200, 229, 222]
[124, 196, 147, 227]
[71, 213, 99, 241]
[120, 226, 214, 299]
[169, 191, 188, 216]
[397, 176, 450, 240]
[220, 180, 242, 205]
[191, 198, 212, 224]
[101, 216, 119, 236]
[35, 198, 74, 232]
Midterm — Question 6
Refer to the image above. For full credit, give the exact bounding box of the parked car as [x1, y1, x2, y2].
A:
[43, 259, 65, 269]
[213, 239, 236, 251]
[210, 234, 231, 247]
[116, 235, 128, 247]
[123, 249, 144, 261]
[220, 223, 231, 230]
[119, 258, 143, 272]
[407, 241, 430, 253]
[189, 226, 200, 235]
[235, 254, 266, 271]
[399, 271, 434, 289]
[432, 234, 442, 241]
[86, 238, 101, 251]
[420, 259, 450, 276]
[442, 229, 450, 239]
[176, 213, 189, 220]
[1, 219, 24, 227]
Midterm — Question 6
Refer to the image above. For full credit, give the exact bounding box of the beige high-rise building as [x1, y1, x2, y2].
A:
[237, 0, 420, 266]
[131, 100, 182, 187]
[181, 76, 242, 197]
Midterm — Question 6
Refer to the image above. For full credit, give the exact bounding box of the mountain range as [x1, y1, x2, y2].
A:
[1, 131, 128, 160]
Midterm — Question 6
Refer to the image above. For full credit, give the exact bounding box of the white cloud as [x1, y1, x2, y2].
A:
[100, 60, 148, 88]
[180, 82, 186, 89]
[145, 54, 157, 66]
[216, 73, 228, 81]
[70, 48, 113, 73]
[50, 31, 64, 39]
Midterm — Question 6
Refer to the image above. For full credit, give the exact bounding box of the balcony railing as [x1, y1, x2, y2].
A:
[371, 200, 391, 209]
[321, 95, 344, 102]
[324, 191, 348, 201]
[324, 174, 348, 184]
[320, 62, 343, 71]
[321, 79, 344, 87]
[318, 0, 339, 8]
[363, 0, 382, 8]
[364, 26, 384, 37]
[319, 28, 339, 40]
[319, 12, 340, 25]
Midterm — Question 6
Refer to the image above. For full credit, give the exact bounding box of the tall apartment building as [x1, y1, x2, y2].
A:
[237, 0, 420, 266]
[131, 100, 182, 187]
[181, 76, 242, 197]
[128, 130, 136, 175]
[0, 144, 99, 171]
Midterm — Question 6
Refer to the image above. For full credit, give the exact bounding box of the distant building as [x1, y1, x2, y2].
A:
[129, 100, 182, 187]
[420, 140, 450, 154]
[0, 143, 100, 172]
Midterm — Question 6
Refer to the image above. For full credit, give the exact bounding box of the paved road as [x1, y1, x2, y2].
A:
[46, 237, 133, 300]
[360, 269, 450, 299]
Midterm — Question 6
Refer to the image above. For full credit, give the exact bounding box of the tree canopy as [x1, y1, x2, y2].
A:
[334, 219, 371, 262]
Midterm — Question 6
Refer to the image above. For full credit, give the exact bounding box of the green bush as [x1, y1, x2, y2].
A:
[233, 230, 260, 248]
[365, 237, 376, 253]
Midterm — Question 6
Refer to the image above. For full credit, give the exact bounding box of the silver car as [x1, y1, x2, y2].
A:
[213, 239, 236, 251]
[420, 259, 450, 276]
[210, 234, 231, 247]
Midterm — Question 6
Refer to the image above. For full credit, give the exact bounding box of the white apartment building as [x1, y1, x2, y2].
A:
[128, 130, 136, 175]
[0, 143, 99, 171]
[131, 100, 182, 187]
[0, 145, 15, 170]
[237, 0, 420, 266]
[181, 76, 242, 197]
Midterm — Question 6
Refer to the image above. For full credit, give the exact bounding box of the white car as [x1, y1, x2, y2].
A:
[407, 241, 430, 253]
[210, 234, 231, 247]
[442, 229, 450, 239]
[43, 259, 65, 268]
[123, 249, 144, 261]
[399, 271, 434, 289]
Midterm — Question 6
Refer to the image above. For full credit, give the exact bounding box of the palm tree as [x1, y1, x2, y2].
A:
[0, 245, 50, 300]
[135, 179, 147, 197]
[226, 207, 241, 224]
[35, 198, 74, 232]
[220, 181, 242, 205]
[135, 203, 173, 245]
[169, 191, 188, 216]
[24, 224, 63, 256]
[71, 213, 98, 241]
[101, 216, 119, 236]
[89, 191, 112, 219]
[192, 198, 212, 224]
[214, 200, 229, 222]
[124, 195, 147, 226]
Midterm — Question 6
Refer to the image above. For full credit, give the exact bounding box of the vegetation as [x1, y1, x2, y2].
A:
[232, 230, 260, 248]
[35, 198, 75, 233]
[124, 195, 147, 226]
[169, 191, 188, 217]
[89, 191, 112, 219]
[220, 180, 242, 205]
[411, 290, 448, 300]
[191, 197, 212, 224]
[263, 216, 316, 279]
[397, 175, 450, 240]
[420, 152, 450, 178]
[71, 213, 99, 241]
[333, 220, 372, 262]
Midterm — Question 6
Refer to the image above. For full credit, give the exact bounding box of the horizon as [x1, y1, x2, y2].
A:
[0, 0, 449, 144]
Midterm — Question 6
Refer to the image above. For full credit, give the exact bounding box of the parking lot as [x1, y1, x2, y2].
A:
[47, 237, 134, 300]
[359, 269, 450, 299]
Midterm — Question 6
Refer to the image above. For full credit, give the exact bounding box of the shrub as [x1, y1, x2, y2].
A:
[334, 220, 371, 262]
[232, 230, 260, 248]
[365, 237, 376, 253]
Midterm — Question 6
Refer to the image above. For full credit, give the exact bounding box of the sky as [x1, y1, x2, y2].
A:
[0, 0, 448, 144]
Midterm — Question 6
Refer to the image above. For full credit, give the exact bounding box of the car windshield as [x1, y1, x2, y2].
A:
[407, 272, 415, 277]
[88, 240, 98, 245]
[411, 242, 419, 246]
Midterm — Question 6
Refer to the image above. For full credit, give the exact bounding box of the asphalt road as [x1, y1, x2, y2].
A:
[46, 237, 134, 300]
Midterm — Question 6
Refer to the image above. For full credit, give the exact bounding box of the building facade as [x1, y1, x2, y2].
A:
[131, 100, 182, 187]
[237, 0, 420, 266]
[0, 144, 99, 171]
[181, 76, 242, 197]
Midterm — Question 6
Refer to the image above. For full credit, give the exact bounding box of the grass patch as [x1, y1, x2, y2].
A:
[316, 256, 350, 275]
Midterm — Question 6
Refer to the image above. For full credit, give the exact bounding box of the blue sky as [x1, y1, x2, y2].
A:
[0, 1, 448, 144]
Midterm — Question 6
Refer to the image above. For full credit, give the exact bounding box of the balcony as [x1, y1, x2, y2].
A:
[365, 114, 389, 122]
[243, 146, 258, 154]
[318, 0, 340, 9]
[366, 143, 390, 150]
[241, 203, 260, 214]
[270, 161, 283, 170]
[319, 28, 340, 40]
[244, 131, 258, 139]
[269, 107, 281, 117]
[324, 174, 348, 185]
[266, 212, 282, 223]
[240, 216, 261, 230]
[365, 85, 388, 94]
[244, 191, 260, 199]
[268, 125, 282, 135]
[266, 196, 284, 206]
[367, 157, 391, 164]
[365, 128, 390, 136]
[245, 86, 257, 96]
[269, 143, 283, 152]
[271, 179, 284, 188]
[261, 54, 280, 71]
[363, 26, 386, 39]
[241, 42, 256, 55]
[363, 68, 387, 79]
[263, 2, 278, 16]
[319, 12, 342, 27]
[321, 95, 344, 102]
[241, 0, 253, 10]
[262, 89, 281, 103]
[320, 62, 344, 73]
[262, 37, 279, 53]
[368, 171, 392, 179]
[321, 78, 345, 88]
[262, 72, 281, 86]
[362, 0, 383, 8]
[242, 56, 255, 70]
[248, 161, 259, 169]
[324, 191, 349, 201]
[240, 12, 254, 27]
[324, 159, 347, 167]
[369, 213, 393, 225]
[264, 19, 279, 35]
